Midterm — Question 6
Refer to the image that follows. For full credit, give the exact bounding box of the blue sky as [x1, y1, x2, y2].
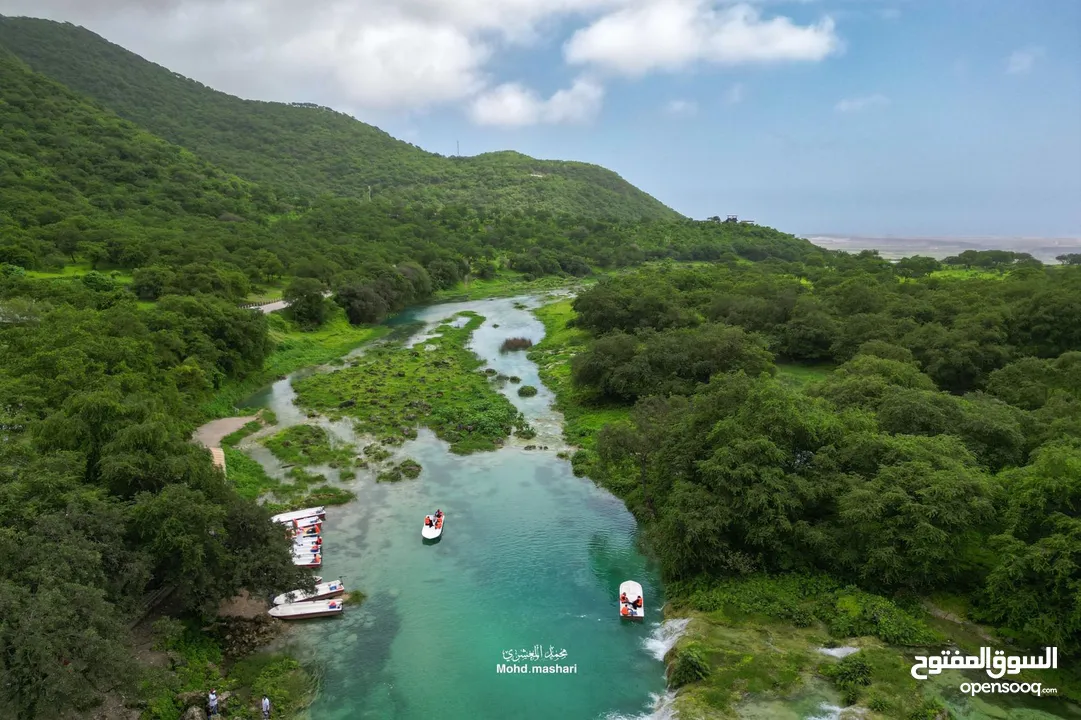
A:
[7, 0, 1081, 236]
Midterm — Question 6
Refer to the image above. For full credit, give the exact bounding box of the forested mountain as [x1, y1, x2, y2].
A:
[1, 40, 813, 319]
[0, 16, 679, 220]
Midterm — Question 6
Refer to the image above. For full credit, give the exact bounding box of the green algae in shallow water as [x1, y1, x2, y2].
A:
[292, 312, 530, 454]
[376, 459, 422, 482]
[262, 424, 355, 467]
[517, 385, 538, 397]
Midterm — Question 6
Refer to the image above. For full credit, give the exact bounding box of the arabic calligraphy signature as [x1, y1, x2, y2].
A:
[500, 645, 569, 662]
[911, 647, 1058, 680]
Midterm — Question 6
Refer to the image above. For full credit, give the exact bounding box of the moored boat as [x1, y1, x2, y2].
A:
[292, 524, 320, 538]
[267, 598, 342, 619]
[619, 581, 644, 619]
[293, 550, 322, 568]
[272, 507, 326, 524]
[273, 578, 345, 605]
[422, 511, 444, 540]
[292, 516, 322, 531]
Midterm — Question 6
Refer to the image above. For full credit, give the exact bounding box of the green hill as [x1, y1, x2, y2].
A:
[0, 46, 286, 274]
[0, 16, 680, 220]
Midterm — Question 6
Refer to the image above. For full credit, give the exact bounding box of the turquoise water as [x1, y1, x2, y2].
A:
[241, 297, 672, 720]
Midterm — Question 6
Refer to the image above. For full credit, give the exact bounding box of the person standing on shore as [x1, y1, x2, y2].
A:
[262, 694, 271, 719]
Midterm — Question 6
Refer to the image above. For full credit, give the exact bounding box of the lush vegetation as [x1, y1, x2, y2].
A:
[292, 313, 533, 454]
[531, 253, 1081, 715]
[0, 268, 313, 718]
[0, 16, 679, 221]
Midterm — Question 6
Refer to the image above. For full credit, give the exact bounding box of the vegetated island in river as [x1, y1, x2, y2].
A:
[527, 254, 1081, 720]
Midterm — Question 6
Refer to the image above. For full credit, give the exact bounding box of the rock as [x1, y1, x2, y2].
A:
[182, 707, 207, 720]
[175, 690, 203, 707]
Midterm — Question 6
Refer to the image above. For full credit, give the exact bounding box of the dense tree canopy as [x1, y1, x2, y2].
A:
[569, 259, 1081, 656]
[0, 16, 679, 220]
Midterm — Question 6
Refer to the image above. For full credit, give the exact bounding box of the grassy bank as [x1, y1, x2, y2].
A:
[527, 300, 630, 475]
[138, 618, 318, 720]
[291, 312, 532, 454]
[432, 270, 591, 302]
[200, 307, 390, 419]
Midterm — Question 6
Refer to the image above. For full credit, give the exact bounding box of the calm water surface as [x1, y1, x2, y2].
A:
[241, 296, 671, 720]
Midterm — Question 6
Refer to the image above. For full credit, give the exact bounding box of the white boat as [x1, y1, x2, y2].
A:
[619, 581, 644, 620]
[273, 578, 345, 606]
[292, 524, 320, 538]
[267, 599, 343, 619]
[292, 550, 322, 568]
[272, 507, 326, 524]
[422, 512, 445, 540]
[293, 539, 322, 554]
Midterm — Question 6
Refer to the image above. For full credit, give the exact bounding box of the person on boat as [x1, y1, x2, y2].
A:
[620, 592, 629, 604]
[620, 605, 630, 617]
[633, 596, 643, 609]
[436, 509, 442, 517]
[262, 694, 271, 719]
[208, 689, 218, 716]
[425, 516, 433, 527]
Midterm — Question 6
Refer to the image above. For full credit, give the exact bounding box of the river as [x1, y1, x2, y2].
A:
[237, 295, 675, 720]
[231, 293, 1081, 720]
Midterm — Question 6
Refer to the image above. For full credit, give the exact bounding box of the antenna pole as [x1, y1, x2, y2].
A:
[457, 140, 460, 156]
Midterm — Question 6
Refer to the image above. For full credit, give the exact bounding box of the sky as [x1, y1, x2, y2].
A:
[2, 0, 1079, 237]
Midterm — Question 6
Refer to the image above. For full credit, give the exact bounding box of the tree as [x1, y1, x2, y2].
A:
[335, 283, 388, 325]
[255, 249, 285, 282]
[284, 277, 327, 329]
[598, 396, 685, 516]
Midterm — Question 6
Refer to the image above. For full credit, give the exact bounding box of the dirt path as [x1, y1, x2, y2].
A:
[193, 416, 258, 448]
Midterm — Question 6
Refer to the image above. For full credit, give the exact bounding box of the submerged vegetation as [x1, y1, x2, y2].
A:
[292, 313, 533, 454]
[262, 424, 355, 468]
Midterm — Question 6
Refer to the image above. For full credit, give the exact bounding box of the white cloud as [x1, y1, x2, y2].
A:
[665, 99, 698, 116]
[834, 93, 889, 112]
[1006, 46, 1044, 75]
[564, 1, 841, 76]
[470, 77, 604, 126]
[726, 82, 745, 104]
[5, 0, 839, 118]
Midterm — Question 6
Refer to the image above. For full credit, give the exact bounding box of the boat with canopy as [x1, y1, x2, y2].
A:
[618, 581, 644, 619]
[422, 510, 444, 540]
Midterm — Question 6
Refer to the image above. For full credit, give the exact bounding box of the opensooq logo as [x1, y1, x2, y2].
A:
[911, 647, 1057, 680]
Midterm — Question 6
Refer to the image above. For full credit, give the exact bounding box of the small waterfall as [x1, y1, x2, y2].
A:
[602, 691, 679, 720]
[643, 618, 691, 661]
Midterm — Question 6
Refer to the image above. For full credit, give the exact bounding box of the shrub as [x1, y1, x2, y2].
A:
[667, 643, 711, 688]
[518, 385, 538, 397]
[500, 337, 534, 352]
